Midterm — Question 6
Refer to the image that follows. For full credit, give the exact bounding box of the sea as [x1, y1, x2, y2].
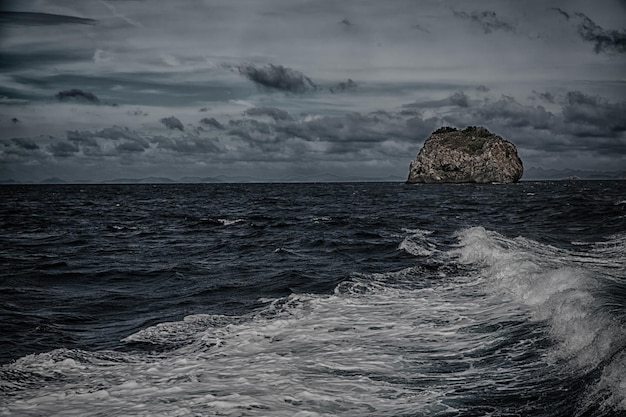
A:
[0, 181, 625, 417]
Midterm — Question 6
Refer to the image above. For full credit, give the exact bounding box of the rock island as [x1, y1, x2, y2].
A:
[407, 126, 523, 184]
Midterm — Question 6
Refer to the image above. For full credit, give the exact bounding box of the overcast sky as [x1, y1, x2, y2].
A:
[1, 0, 625, 182]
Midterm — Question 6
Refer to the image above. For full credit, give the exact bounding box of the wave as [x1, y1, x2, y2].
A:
[453, 227, 626, 414]
[398, 228, 437, 256]
[1, 227, 624, 416]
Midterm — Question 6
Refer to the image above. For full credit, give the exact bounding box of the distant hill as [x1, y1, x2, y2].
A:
[40, 177, 67, 184]
[103, 177, 176, 184]
[178, 176, 224, 183]
[281, 173, 404, 183]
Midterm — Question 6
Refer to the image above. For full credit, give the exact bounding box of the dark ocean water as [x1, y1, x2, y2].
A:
[1, 181, 625, 416]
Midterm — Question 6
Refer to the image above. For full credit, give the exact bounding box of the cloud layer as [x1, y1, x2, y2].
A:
[2, 86, 625, 181]
[0, 0, 624, 181]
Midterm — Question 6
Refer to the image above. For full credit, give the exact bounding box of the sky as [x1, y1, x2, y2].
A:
[0, 0, 625, 182]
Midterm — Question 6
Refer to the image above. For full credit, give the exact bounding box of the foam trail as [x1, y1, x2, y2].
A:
[0, 266, 549, 415]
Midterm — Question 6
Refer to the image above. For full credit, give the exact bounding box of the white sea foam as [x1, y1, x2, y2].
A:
[0, 259, 537, 416]
[453, 227, 626, 410]
[312, 216, 331, 223]
[273, 247, 304, 257]
[217, 218, 245, 226]
[122, 314, 237, 347]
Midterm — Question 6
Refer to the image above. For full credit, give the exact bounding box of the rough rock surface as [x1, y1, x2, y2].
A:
[407, 126, 523, 184]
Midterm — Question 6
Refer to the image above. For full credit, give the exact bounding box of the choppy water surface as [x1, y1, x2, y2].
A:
[1, 181, 625, 416]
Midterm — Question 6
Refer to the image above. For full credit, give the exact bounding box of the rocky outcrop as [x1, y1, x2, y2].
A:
[407, 126, 523, 184]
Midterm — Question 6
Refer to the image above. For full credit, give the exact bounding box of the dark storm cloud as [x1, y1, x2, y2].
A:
[562, 91, 626, 136]
[452, 10, 515, 34]
[55, 89, 100, 104]
[200, 117, 224, 129]
[473, 96, 553, 129]
[244, 107, 292, 121]
[0, 11, 96, 26]
[10, 137, 39, 150]
[20, 124, 225, 159]
[574, 12, 626, 54]
[237, 64, 317, 93]
[284, 114, 380, 143]
[160, 116, 184, 131]
[115, 141, 147, 153]
[227, 119, 275, 143]
[151, 135, 221, 154]
[47, 141, 79, 157]
[1, 138, 44, 159]
[288, 113, 392, 143]
[65, 127, 151, 156]
[67, 126, 146, 143]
